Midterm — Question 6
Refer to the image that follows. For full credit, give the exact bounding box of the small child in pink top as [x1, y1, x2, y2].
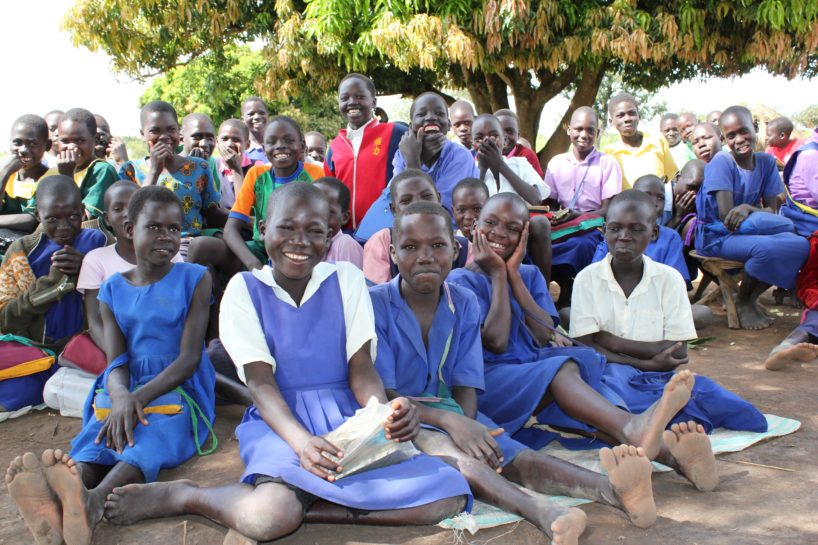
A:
[312, 177, 364, 269]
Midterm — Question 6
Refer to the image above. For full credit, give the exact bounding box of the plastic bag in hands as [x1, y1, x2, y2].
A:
[323, 396, 420, 480]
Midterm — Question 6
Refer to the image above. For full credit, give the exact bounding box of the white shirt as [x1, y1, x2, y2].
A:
[219, 261, 377, 384]
[569, 255, 696, 342]
[77, 244, 182, 294]
[482, 156, 550, 201]
[346, 119, 376, 158]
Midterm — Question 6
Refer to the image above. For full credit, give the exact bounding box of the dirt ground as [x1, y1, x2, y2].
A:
[1, 293, 816, 545]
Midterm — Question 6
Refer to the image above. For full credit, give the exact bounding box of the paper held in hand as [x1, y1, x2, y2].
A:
[323, 396, 420, 480]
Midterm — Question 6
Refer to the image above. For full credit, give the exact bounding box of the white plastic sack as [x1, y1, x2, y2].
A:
[323, 396, 420, 480]
[43, 367, 96, 418]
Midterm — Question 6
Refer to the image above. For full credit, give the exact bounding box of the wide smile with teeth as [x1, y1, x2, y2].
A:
[423, 125, 441, 134]
[347, 108, 361, 115]
[273, 153, 290, 160]
[284, 252, 310, 262]
[488, 242, 505, 251]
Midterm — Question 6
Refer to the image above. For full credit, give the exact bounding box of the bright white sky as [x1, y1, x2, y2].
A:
[2, 0, 817, 140]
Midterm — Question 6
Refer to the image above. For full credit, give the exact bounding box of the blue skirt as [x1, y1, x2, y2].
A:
[552, 231, 604, 275]
[238, 386, 473, 511]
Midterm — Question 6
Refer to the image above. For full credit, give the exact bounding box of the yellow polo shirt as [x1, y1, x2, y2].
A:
[603, 133, 678, 189]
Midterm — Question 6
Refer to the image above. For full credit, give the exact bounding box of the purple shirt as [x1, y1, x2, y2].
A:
[787, 129, 818, 208]
[392, 139, 479, 213]
[324, 230, 364, 269]
[543, 148, 622, 212]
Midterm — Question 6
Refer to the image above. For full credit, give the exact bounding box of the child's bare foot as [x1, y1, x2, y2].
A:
[531, 500, 586, 545]
[623, 370, 694, 459]
[737, 301, 773, 330]
[662, 421, 719, 492]
[764, 342, 818, 370]
[599, 445, 656, 528]
[223, 529, 259, 545]
[105, 480, 197, 525]
[6, 453, 63, 545]
[42, 449, 102, 545]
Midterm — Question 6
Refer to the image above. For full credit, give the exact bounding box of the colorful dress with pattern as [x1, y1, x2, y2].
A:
[118, 157, 220, 236]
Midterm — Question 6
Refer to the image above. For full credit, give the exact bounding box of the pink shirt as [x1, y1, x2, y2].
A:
[787, 130, 818, 208]
[544, 148, 622, 212]
[324, 230, 364, 269]
[363, 228, 473, 284]
[77, 244, 183, 294]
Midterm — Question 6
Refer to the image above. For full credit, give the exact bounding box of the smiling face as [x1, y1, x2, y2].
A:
[610, 101, 640, 138]
[496, 115, 518, 154]
[472, 116, 504, 152]
[181, 117, 216, 160]
[94, 115, 112, 159]
[128, 201, 183, 267]
[142, 111, 180, 153]
[304, 133, 327, 163]
[475, 196, 528, 261]
[604, 200, 657, 265]
[10, 122, 50, 170]
[313, 182, 348, 238]
[678, 113, 698, 142]
[391, 213, 455, 295]
[568, 110, 598, 154]
[660, 117, 681, 147]
[264, 196, 330, 286]
[410, 94, 450, 137]
[104, 184, 138, 240]
[218, 123, 248, 155]
[338, 77, 375, 130]
[391, 176, 439, 214]
[241, 100, 269, 140]
[449, 105, 474, 149]
[57, 119, 96, 170]
[720, 112, 756, 161]
[263, 120, 302, 176]
[36, 192, 83, 246]
[452, 186, 487, 240]
[690, 124, 722, 163]
[45, 112, 62, 144]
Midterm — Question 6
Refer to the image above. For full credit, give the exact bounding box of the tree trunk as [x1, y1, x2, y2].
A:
[538, 64, 607, 166]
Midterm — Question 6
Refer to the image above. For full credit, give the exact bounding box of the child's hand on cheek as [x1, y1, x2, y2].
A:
[57, 148, 78, 176]
[385, 397, 419, 442]
[399, 131, 423, 168]
[506, 223, 529, 275]
[51, 245, 84, 276]
[2, 153, 23, 174]
[472, 229, 507, 278]
[299, 436, 343, 482]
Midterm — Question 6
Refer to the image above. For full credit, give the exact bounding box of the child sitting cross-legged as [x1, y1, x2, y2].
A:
[6, 186, 216, 545]
[572, 190, 767, 444]
[95, 183, 471, 542]
[371, 200, 661, 543]
[448, 193, 719, 491]
[364, 169, 472, 284]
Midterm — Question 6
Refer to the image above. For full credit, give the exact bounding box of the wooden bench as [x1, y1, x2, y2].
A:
[689, 251, 746, 329]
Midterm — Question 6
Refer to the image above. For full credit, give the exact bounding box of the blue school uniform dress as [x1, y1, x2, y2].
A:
[70, 263, 216, 482]
[695, 151, 809, 289]
[221, 262, 472, 511]
[592, 225, 690, 282]
[551, 231, 604, 278]
[28, 229, 107, 344]
[370, 277, 527, 465]
[448, 265, 620, 450]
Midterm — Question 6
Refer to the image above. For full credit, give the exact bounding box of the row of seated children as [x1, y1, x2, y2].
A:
[7, 181, 770, 545]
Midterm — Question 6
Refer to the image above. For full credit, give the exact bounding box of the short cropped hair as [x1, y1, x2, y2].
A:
[61, 108, 97, 135]
[608, 189, 657, 222]
[265, 115, 303, 141]
[494, 108, 519, 123]
[452, 177, 489, 199]
[241, 96, 268, 112]
[393, 201, 455, 243]
[140, 100, 178, 127]
[679, 159, 706, 181]
[409, 92, 447, 117]
[265, 181, 328, 223]
[304, 131, 327, 144]
[660, 113, 679, 124]
[720, 105, 753, 127]
[389, 169, 436, 205]
[12, 114, 49, 141]
[483, 192, 528, 219]
[219, 119, 249, 141]
[449, 100, 475, 116]
[36, 175, 81, 208]
[607, 93, 638, 114]
[128, 186, 183, 225]
[767, 116, 794, 136]
[339, 73, 377, 98]
[632, 174, 663, 190]
[313, 176, 351, 213]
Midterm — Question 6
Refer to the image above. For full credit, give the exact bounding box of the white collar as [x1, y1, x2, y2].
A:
[251, 262, 338, 307]
[602, 254, 659, 300]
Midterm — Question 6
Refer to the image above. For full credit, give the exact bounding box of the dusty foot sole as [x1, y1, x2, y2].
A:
[764, 342, 818, 371]
[6, 452, 63, 545]
[624, 370, 694, 459]
[663, 421, 719, 492]
[599, 445, 656, 528]
[550, 508, 587, 545]
[42, 449, 96, 545]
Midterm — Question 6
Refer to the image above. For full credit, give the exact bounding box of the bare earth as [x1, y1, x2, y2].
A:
[1, 295, 816, 545]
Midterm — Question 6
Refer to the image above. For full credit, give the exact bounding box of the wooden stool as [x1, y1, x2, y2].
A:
[689, 251, 746, 329]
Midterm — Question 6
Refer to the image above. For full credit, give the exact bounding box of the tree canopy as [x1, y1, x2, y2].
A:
[66, 0, 818, 164]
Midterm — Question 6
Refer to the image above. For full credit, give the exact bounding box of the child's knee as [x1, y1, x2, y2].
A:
[529, 215, 551, 237]
[236, 485, 303, 540]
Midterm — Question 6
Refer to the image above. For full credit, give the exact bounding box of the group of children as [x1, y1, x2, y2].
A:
[2, 71, 815, 545]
